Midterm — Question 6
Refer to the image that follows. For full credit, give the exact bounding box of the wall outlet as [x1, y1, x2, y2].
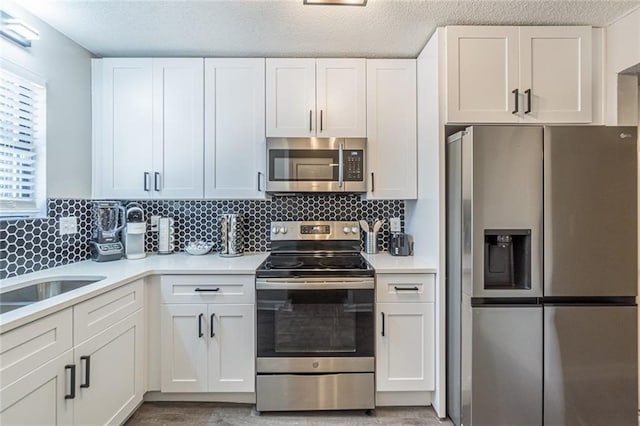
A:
[59, 216, 78, 235]
[150, 215, 160, 232]
[389, 217, 401, 233]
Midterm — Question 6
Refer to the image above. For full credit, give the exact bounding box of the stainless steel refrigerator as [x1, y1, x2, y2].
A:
[446, 125, 638, 426]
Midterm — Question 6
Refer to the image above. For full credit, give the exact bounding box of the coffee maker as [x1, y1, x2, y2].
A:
[123, 203, 146, 259]
[89, 201, 125, 262]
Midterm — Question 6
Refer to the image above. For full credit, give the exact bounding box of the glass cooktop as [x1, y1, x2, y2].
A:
[256, 253, 374, 278]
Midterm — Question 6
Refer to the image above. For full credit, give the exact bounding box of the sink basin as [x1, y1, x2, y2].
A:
[0, 276, 106, 314]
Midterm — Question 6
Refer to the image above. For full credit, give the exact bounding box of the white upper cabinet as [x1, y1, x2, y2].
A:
[204, 58, 266, 199]
[446, 26, 520, 123]
[93, 58, 204, 199]
[519, 26, 592, 123]
[266, 58, 366, 137]
[446, 26, 592, 123]
[366, 59, 417, 200]
[316, 59, 366, 137]
[152, 59, 204, 198]
[266, 58, 316, 137]
[94, 58, 154, 198]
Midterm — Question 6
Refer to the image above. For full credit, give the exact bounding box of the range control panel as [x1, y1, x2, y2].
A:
[270, 221, 361, 241]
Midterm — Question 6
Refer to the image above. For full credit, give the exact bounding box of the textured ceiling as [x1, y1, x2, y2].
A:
[16, 0, 640, 58]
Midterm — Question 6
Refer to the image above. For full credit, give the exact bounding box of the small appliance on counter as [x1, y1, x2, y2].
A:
[158, 217, 175, 254]
[123, 203, 146, 259]
[219, 213, 244, 257]
[389, 232, 414, 256]
[89, 201, 125, 262]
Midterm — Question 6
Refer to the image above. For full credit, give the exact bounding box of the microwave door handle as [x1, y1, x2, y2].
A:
[338, 143, 344, 188]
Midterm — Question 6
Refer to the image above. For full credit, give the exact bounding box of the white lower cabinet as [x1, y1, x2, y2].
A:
[375, 273, 436, 394]
[0, 281, 145, 425]
[161, 303, 255, 393]
[376, 302, 435, 391]
[74, 309, 145, 426]
[0, 350, 74, 425]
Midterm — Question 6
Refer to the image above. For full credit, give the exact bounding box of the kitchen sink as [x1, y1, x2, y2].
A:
[0, 276, 106, 314]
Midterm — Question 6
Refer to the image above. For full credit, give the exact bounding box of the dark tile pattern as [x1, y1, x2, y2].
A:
[1, 199, 92, 280]
[130, 195, 403, 254]
[124, 402, 452, 425]
[1, 196, 403, 279]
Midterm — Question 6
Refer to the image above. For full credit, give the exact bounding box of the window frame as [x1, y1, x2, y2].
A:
[0, 60, 46, 219]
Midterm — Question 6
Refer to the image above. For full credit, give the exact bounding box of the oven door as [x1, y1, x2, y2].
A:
[266, 138, 366, 193]
[256, 278, 374, 373]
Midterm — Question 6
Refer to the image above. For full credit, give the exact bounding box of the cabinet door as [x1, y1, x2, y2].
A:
[0, 350, 74, 425]
[366, 59, 417, 199]
[519, 26, 592, 123]
[446, 26, 520, 123]
[96, 58, 153, 198]
[266, 58, 316, 137]
[161, 304, 208, 392]
[204, 59, 266, 199]
[208, 304, 255, 392]
[152, 58, 204, 198]
[74, 309, 144, 426]
[316, 59, 366, 137]
[376, 302, 435, 392]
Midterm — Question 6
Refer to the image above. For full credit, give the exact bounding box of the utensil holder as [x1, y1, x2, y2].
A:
[365, 231, 378, 254]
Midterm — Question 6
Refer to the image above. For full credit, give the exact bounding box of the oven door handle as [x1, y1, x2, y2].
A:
[256, 278, 374, 290]
[338, 143, 344, 188]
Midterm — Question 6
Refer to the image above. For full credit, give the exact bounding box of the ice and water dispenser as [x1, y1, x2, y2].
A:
[484, 230, 532, 290]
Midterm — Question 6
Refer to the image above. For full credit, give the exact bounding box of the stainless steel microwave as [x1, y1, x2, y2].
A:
[266, 138, 366, 193]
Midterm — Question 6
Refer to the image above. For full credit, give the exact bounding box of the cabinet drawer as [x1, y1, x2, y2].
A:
[74, 279, 144, 345]
[0, 308, 73, 389]
[161, 275, 255, 304]
[376, 274, 435, 303]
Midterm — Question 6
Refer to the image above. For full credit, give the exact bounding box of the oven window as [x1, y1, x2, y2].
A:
[257, 289, 374, 357]
[269, 149, 339, 181]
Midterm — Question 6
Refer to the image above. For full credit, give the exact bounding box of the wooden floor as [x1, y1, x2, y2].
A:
[125, 402, 453, 425]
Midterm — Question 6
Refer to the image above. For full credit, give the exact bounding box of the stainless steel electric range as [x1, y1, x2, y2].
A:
[255, 221, 375, 412]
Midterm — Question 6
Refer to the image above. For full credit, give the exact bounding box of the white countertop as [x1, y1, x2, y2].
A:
[0, 252, 269, 333]
[362, 252, 438, 274]
[1, 251, 437, 333]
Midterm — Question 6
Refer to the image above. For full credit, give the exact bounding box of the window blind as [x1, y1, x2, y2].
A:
[0, 68, 44, 214]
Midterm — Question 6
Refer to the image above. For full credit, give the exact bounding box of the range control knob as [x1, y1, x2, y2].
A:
[343, 226, 351, 234]
[280, 227, 288, 234]
[272, 226, 279, 234]
[351, 226, 359, 234]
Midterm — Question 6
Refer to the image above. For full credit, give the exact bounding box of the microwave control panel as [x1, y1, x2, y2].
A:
[345, 150, 364, 181]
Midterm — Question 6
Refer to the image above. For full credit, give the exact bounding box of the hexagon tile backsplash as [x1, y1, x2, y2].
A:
[1, 196, 404, 279]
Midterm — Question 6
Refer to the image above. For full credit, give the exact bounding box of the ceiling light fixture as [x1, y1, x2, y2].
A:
[303, 0, 367, 6]
[0, 11, 39, 48]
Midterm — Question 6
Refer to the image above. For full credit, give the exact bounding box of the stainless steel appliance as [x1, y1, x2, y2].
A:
[446, 125, 638, 426]
[123, 203, 146, 260]
[266, 138, 366, 193]
[389, 232, 413, 256]
[219, 213, 244, 257]
[255, 221, 375, 412]
[89, 201, 125, 262]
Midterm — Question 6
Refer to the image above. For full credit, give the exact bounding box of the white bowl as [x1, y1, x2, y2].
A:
[184, 241, 213, 255]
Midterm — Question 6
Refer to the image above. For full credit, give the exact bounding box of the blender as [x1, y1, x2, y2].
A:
[89, 201, 125, 262]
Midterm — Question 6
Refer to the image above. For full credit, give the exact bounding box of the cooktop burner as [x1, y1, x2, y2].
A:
[256, 253, 374, 278]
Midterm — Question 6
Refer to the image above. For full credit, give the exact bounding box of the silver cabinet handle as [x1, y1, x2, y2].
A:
[144, 172, 150, 191]
[338, 143, 344, 188]
[154, 172, 160, 191]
